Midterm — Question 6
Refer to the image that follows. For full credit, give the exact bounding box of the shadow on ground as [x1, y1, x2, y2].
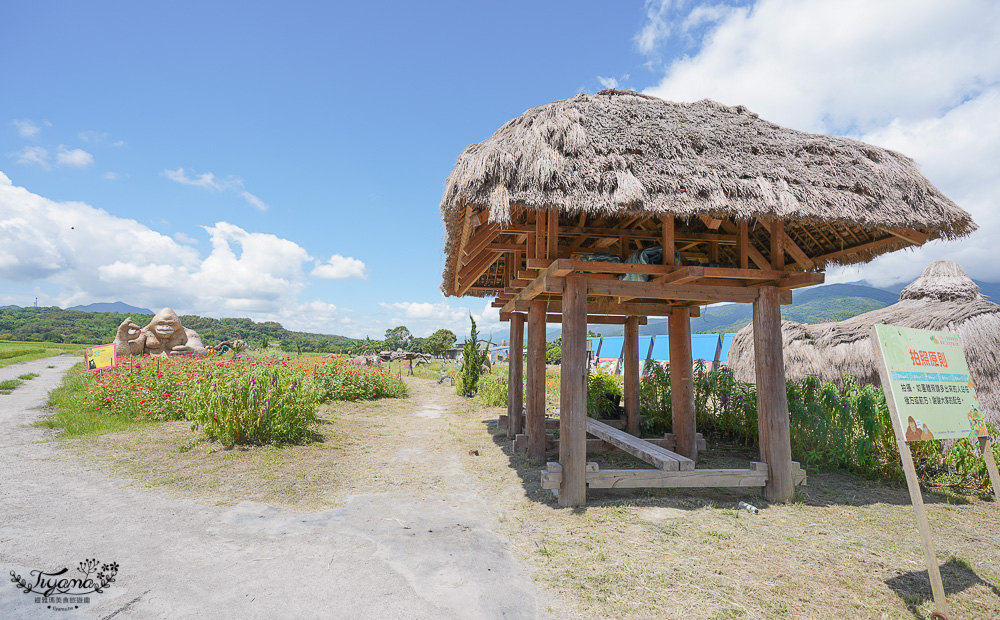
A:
[886, 557, 1000, 619]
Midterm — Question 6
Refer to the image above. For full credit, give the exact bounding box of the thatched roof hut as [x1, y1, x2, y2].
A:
[728, 261, 1000, 423]
[441, 89, 974, 297]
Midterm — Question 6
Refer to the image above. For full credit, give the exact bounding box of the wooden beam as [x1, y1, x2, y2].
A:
[507, 312, 524, 438]
[585, 278, 792, 304]
[878, 227, 929, 245]
[500, 259, 573, 313]
[541, 463, 777, 490]
[462, 222, 501, 258]
[669, 307, 697, 460]
[651, 266, 705, 285]
[753, 286, 795, 503]
[483, 243, 524, 252]
[662, 214, 675, 266]
[534, 211, 545, 260]
[780, 230, 815, 270]
[624, 317, 640, 436]
[558, 274, 588, 507]
[526, 300, 546, 461]
[738, 220, 750, 269]
[456, 253, 501, 296]
[700, 215, 723, 230]
[500, 313, 647, 325]
[547, 209, 559, 259]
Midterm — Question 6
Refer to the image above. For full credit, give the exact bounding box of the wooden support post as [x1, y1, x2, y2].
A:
[769, 219, 785, 270]
[738, 220, 749, 269]
[981, 437, 1000, 500]
[668, 308, 697, 460]
[558, 274, 588, 507]
[547, 209, 559, 259]
[753, 286, 794, 502]
[507, 312, 525, 437]
[624, 316, 641, 436]
[526, 299, 547, 461]
[662, 214, 675, 265]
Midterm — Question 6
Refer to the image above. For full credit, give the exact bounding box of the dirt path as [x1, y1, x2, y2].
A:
[0, 358, 552, 619]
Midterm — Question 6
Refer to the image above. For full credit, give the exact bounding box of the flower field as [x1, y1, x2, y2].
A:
[81, 354, 407, 446]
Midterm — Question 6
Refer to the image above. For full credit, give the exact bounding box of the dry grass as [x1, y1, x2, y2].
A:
[56, 376, 1000, 619]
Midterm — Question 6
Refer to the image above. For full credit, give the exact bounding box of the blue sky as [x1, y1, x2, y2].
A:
[2, 1, 998, 340]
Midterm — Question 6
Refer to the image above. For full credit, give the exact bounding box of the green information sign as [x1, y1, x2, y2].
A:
[873, 324, 986, 441]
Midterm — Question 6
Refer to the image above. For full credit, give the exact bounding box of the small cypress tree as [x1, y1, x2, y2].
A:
[458, 315, 491, 396]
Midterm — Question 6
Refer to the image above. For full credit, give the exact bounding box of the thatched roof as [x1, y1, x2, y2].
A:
[728, 261, 1000, 424]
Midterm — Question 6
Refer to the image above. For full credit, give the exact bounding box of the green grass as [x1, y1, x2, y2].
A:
[18, 372, 40, 380]
[0, 378, 23, 395]
[0, 340, 86, 368]
[37, 364, 154, 437]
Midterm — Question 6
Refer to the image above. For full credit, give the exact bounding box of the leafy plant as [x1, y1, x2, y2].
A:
[458, 315, 490, 397]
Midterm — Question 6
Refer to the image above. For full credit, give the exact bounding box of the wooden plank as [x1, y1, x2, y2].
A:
[781, 230, 815, 269]
[526, 300, 547, 461]
[624, 317, 640, 436]
[650, 266, 705, 285]
[500, 312, 647, 325]
[484, 243, 525, 252]
[507, 312, 524, 438]
[456, 253, 501, 296]
[559, 275, 588, 506]
[700, 214, 723, 230]
[669, 307, 697, 460]
[870, 325, 950, 617]
[585, 278, 792, 304]
[753, 286, 795, 503]
[545, 434, 708, 454]
[586, 418, 694, 471]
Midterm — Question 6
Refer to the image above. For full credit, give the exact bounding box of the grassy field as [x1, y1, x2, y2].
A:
[39, 370, 1000, 618]
[0, 340, 85, 368]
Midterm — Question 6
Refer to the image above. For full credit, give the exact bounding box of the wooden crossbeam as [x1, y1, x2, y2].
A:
[462, 222, 501, 258]
[781, 230, 815, 270]
[500, 297, 700, 317]
[700, 215, 723, 230]
[878, 227, 929, 245]
[457, 252, 501, 296]
[500, 259, 573, 313]
[484, 243, 524, 252]
[585, 278, 792, 304]
[814, 236, 903, 263]
[499, 313, 647, 325]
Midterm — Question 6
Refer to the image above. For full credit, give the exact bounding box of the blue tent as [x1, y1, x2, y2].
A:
[596, 336, 624, 373]
[648, 334, 670, 365]
[692, 334, 722, 371]
[637, 336, 653, 374]
[719, 333, 737, 366]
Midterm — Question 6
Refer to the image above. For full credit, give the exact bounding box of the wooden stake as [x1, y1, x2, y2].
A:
[871, 325, 950, 617]
[526, 299, 547, 461]
[668, 308, 697, 460]
[753, 286, 794, 502]
[507, 312, 525, 438]
[624, 316, 640, 436]
[558, 274, 588, 507]
[980, 436, 1000, 500]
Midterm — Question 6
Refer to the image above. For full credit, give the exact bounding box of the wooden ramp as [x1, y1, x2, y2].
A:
[585, 418, 695, 471]
[541, 461, 807, 490]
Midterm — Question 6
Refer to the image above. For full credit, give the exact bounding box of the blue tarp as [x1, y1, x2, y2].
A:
[597, 336, 624, 360]
[692, 334, 722, 369]
[719, 333, 736, 364]
[648, 335, 670, 362]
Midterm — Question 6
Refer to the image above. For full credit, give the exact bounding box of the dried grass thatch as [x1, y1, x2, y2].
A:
[728, 261, 1000, 424]
[441, 90, 975, 284]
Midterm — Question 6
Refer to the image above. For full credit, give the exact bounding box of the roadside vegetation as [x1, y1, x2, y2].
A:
[0, 340, 83, 368]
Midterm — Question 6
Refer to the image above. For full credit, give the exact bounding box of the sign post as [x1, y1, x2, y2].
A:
[872, 324, 997, 619]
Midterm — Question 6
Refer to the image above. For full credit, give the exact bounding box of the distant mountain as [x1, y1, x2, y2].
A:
[67, 301, 154, 315]
[0, 305, 18, 310]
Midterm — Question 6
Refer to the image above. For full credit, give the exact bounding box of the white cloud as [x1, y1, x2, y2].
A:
[13, 146, 50, 169]
[312, 254, 367, 280]
[77, 130, 109, 143]
[377, 298, 502, 339]
[0, 172, 360, 332]
[165, 167, 269, 211]
[112, 140, 126, 148]
[103, 172, 119, 180]
[635, 0, 679, 56]
[13, 119, 40, 138]
[56, 146, 94, 167]
[173, 231, 198, 245]
[597, 76, 619, 89]
[638, 0, 1000, 284]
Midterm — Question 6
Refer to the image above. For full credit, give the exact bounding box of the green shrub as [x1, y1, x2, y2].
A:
[587, 368, 622, 418]
[476, 372, 508, 407]
[310, 358, 407, 401]
[187, 363, 318, 446]
[458, 315, 490, 397]
[545, 347, 561, 365]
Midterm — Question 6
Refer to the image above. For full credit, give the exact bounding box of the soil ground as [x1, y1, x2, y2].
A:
[2, 358, 1000, 618]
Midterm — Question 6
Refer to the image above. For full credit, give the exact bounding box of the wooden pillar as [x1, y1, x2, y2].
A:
[661, 214, 675, 265]
[668, 307, 697, 460]
[769, 219, 785, 270]
[753, 286, 794, 503]
[507, 312, 525, 437]
[526, 299, 547, 460]
[738, 220, 749, 269]
[558, 275, 588, 507]
[624, 316, 641, 436]
[547, 209, 559, 259]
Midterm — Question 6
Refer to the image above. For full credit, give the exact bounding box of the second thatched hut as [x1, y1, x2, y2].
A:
[728, 261, 1000, 424]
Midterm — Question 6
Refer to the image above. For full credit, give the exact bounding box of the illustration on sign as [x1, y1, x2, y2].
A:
[84, 343, 116, 372]
[874, 324, 985, 441]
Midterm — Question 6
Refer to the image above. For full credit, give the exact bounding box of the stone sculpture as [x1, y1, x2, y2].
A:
[113, 307, 207, 357]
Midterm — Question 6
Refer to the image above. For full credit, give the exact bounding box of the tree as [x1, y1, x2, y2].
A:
[458, 315, 490, 397]
[424, 329, 457, 357]
[383, 326, 413, 352]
